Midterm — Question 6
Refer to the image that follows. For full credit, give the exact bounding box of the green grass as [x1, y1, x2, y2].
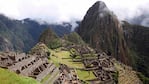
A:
[76, 69, 96, 81]
[49, 49, 84, 68]
[0, 68, 40, 84]
[137, 72, 149, 84]
[82, 53, 97, 57]
[40, 73, 51, 83]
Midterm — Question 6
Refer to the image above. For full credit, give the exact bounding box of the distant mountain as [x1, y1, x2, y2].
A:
[77, 1, 130, 64]
[0, 14, 71, 52]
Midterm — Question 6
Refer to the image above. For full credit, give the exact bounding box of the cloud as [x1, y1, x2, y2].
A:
[0, 0, 149, 23]
[0, 0, 20, 18]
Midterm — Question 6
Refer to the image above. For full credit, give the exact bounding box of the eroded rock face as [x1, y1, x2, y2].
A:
[0, 36, 13, 51]
[122, 21, 149, 77]
[78, 1, 129, 64]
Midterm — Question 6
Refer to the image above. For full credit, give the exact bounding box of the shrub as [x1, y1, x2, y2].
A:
[137, 72, 149, 84]
[48, 39, 62, 49]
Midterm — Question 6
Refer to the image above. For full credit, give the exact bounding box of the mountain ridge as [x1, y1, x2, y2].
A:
[0, 14, 71, 52]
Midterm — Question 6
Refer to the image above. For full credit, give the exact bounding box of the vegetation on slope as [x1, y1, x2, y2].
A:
[0, 68, 40, 84]
[0, 14, 71, 52]
[122, 21, 149, 78]
[63, 32, 85, 45]
[137, 72, 149, 84]
[39, 28, 85, 50]
[39, 28, 62, 49]
[48, 38, 62, 49]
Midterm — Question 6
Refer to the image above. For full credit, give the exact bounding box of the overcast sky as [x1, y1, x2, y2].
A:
[0, 0, 149, 23]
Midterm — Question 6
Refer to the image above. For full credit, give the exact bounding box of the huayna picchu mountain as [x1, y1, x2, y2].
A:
[78, 1, 130, 64]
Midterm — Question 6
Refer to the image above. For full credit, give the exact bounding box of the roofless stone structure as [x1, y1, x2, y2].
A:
[0, 51, 58, 81]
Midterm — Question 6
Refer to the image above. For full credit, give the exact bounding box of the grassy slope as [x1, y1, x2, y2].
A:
[49, 48, 96, 81]
[76, 70, 96, 80]
[0, 68, 40, 84]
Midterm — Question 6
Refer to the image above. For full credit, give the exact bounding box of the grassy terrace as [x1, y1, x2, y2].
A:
[48, 48, 96, 82]
[49, 48, 84, 68]
[76, 70, 96, 81]
[0, 68, 40, 84]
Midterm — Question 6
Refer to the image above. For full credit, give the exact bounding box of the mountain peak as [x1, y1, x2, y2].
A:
[85, 1, 111, 19]
[94, 1, 108, 11]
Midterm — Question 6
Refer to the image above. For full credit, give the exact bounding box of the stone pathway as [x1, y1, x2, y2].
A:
[44, 68, 59, 84]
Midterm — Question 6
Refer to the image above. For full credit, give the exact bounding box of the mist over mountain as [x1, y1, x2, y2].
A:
[0, 14, 72, 52]
[127, 8, 149, 27]
[0, 0, 149, 25]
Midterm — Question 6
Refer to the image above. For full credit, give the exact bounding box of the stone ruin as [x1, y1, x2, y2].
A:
[67, 45, 92, 55]
[66, 45, 117, 83]
[0, 44, 117, 84]
[54, 64, 81, 84]
[83, 52, 116, 84]
[0, 52, 17, 68]
[0, 51, 57, 81]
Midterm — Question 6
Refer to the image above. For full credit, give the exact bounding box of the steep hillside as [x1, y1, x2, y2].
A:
[0, 14, 71, 52]
[0, 15, 35, 52]
[63, 32, 85, 45]
[77, 1, 129, 64]
[122, 21, 149, 78]
[0, 68, 40, 84]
